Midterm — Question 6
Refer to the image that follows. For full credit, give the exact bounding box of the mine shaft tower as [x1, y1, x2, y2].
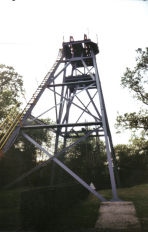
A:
[0, 35, 119, 201]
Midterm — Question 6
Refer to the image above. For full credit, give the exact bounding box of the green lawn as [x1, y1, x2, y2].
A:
[118, 184, 148, 232]
[0, 184, 147, 231]
[58, 184, 148, 231]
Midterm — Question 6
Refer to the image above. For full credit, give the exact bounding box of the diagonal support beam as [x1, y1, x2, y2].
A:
[4, 129, 98, 189]
[22, 132, 107, 202]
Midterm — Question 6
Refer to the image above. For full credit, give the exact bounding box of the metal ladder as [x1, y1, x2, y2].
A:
[0, 49, 63, 153]
[0, 106, 22, 151]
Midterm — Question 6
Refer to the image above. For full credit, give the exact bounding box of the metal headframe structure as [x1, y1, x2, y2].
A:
[0, 35, 120, 202]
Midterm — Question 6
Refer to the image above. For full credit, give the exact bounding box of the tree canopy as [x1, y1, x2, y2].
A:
[115, 47, 148, 186]
[116, 47, 148, 137]
[0, 64, 52, 188]
[0, 64, 24, 121]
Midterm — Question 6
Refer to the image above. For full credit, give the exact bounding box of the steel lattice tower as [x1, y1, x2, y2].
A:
[1, 35, 120, 201]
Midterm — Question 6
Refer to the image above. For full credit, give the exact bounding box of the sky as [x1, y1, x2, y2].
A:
[0, 0, 148, 145]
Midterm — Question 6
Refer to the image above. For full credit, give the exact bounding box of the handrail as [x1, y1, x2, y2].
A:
[0, 49, 63, 152]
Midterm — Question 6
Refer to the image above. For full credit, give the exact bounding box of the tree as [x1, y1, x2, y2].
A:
[0, 64, 25, 157]
[115, 137, 148, 187]
[116, 47, 148, 137]
[115, 48, 148, 186]
[0, 64, 24, 121]
[0, 126, 52, 188]
[0, 64, 52, 188]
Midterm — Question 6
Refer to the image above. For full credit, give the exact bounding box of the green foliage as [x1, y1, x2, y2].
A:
[0, 64, 24, 120]
[116, 111, 148, 132]
[115, 48, 148, 189]
[115, 137, 148, 187]
[121, 48, 148, 104]
[116, 47, 148, 137]
[0, 63, 52, 188]
[0, 124, 52, 188]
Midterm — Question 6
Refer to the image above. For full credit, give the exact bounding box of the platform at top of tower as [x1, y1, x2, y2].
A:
[62, 37, 99, 60]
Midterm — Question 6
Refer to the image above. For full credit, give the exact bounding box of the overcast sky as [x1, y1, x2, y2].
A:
[0, 0, 148, 144]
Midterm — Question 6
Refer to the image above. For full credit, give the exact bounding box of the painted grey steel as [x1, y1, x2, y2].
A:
[92, 54, 120, 201]
[81, 57, 120, 200]
[3, 37, 120, 202]
[22, 132, 106, 202]
[5, 128, 98, 189]
[22, 121, 102, 130]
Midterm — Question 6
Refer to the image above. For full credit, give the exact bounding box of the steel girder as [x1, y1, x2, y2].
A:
[4, 37, 120, 201]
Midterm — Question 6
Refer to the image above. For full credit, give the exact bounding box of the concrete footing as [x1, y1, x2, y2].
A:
[95, 201, 141, 231]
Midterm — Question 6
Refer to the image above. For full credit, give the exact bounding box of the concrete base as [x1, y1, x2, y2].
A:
[95, 201, 141, 231]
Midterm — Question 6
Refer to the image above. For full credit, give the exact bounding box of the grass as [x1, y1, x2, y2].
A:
[118, 184, 148, 232]
[57, 194, 100, 231]
[0, 184, 147, 231]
